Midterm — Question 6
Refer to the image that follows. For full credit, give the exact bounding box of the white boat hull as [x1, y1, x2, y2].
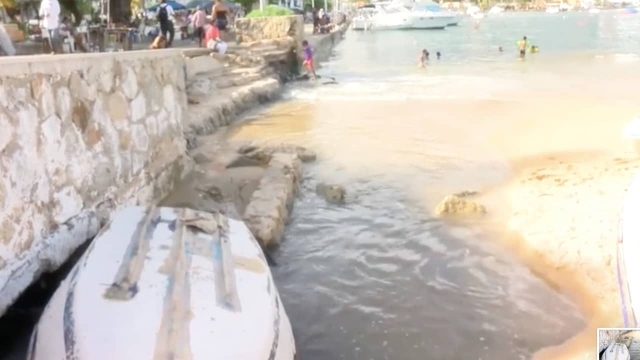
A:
[601, 343, 630, 360]
[371, 16, 413, 30]
[446, 14, 460, 26]
[619, 165, 640, 327]
[27, 207, 297, 360]
[352, 17, 373, 30]
[408, 12, 450, 29]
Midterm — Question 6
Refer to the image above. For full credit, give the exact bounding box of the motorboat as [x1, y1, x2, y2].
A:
[27, 207, 297, 360]
[370, 4, 413, 30]
[410, 0, 460, 26]
[546, 5, 560, 13]
[352, 5, 376, 30]
[487, 5, 505, 15]
[407, 5, 454, 29]
[465, 5, 481, 15]
[369, 3, 449, 30]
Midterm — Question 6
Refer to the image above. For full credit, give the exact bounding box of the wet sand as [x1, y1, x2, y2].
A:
[481, 98, 640, 359]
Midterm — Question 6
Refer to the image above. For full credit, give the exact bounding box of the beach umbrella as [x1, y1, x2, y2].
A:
[147, 1, 188, 12]
[185, 0, 212, 9]
[184, 0, 239, 11]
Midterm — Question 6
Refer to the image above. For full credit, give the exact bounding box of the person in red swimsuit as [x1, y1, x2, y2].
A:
[203, 22, 227, 54]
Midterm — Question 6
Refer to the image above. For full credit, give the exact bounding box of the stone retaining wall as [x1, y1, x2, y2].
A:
[235, 15, 305, 45]
[0, 49, 191, 316]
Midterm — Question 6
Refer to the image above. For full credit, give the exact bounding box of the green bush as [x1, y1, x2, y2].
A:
[246, 5, 294, 18]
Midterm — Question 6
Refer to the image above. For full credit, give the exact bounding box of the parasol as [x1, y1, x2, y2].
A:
[147, 1, 188, 12]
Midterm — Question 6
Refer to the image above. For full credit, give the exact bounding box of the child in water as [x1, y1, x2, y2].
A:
[418, 49, 429, 68]
[302, 40, 317, 80]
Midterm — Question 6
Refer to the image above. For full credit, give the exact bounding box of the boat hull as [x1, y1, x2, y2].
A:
[408, 12, 450, 29]
[619, 170, 640, 327]
[27, 207, 297, 360]
[352, 18, 372, 30]
[601, 343, 630, 360]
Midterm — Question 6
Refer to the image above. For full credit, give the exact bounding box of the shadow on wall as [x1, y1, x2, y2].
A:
[0, 240, 92, 360]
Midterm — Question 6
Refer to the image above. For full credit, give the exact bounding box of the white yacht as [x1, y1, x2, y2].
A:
[369, 2, 449, 30]
[487, 5, 505, 14]
[545, 5, 560, 13]
[411, 0, 460, 26]
[370, 4, 413, 30]
[352, 5, 376, 30]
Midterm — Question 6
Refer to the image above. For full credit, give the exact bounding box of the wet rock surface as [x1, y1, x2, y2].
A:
[434, 194, 487, 216]
[316, 183, 346, 204]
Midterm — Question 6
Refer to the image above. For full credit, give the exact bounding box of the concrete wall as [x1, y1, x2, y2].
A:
[0, 49, 191, 315]
[235, 15, 305, 45]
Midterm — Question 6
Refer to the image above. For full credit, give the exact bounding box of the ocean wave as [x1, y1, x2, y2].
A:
[283, 74, 522, 102]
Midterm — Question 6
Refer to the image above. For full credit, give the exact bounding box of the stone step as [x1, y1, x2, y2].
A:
[186, 67, 275, 97]
[185, 78, 281, 139]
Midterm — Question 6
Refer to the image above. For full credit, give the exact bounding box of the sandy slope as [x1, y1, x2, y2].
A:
[506, 153, 640, 360]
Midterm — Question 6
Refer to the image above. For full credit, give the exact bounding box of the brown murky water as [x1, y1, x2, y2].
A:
[226, 12, 640, 360]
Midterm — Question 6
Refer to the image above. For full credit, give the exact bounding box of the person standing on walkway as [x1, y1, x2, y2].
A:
[156, 0, 175, 47]
[39, 0, 61, 54]
[192, 6, 206, 47]
[212, 0, 230, 40]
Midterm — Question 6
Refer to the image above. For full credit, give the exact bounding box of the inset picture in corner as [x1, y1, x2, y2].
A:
[599, 328, 640, 360]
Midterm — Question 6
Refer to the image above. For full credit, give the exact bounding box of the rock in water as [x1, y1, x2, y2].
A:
[316, 183, 346, 204]
[435, 195, 487, 216]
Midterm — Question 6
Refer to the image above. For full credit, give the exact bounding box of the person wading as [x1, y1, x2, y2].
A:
[156, 0, 175, 47]
[212, 0, 230, 40]
[517, 36, 529, 59]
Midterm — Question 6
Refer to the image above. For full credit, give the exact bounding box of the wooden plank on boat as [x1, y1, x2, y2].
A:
[27, 207, 297, 360]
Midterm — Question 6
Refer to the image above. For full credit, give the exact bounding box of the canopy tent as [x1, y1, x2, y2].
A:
[146, 1, 187, 12]
[184, 0, 240, 11]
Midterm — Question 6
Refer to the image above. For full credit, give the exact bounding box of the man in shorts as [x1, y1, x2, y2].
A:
[517, 36, 529, 59]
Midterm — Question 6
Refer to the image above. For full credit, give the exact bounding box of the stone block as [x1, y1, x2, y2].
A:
[235, 15, 304, 44]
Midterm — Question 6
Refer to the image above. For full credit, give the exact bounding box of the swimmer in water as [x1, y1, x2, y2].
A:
[517, 36, 529, 59]
[530, 45, 539, 53]
[499, 46, 503, 52]
[436, 51, 441, 60]
[418, 49, 429, 68]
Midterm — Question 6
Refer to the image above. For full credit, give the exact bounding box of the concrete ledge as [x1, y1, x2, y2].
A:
[185, 78, 281, 146]
[243, 153, 302, 248]
[0, 49, 184, 77]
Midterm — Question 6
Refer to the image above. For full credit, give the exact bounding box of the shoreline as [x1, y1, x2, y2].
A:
[480, 149, 640, 359]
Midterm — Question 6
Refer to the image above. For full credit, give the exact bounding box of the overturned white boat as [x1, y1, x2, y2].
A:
[601, 342, 630, 360]
[27, 207, 297, 360]
[619, 166, 640, 328]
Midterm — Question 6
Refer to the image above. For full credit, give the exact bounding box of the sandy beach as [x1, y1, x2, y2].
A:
[480, 100, 640, 358]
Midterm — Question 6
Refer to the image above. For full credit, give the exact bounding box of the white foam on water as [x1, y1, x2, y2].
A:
[283, 73, 525, 103]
